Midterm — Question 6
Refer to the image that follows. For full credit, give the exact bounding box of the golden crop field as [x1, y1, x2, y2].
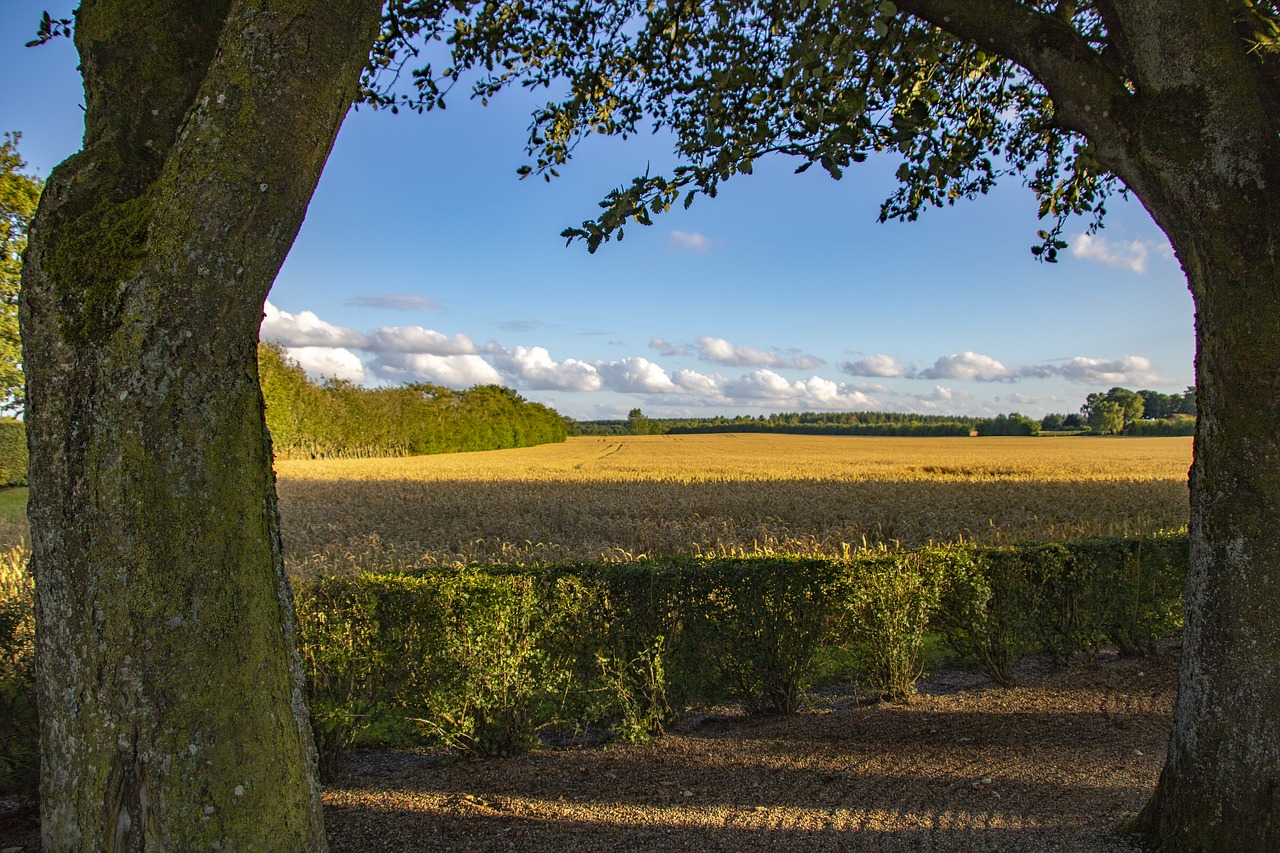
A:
[275, 434, 1192, 575]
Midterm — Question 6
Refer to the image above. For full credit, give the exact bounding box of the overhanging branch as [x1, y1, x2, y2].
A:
[894, 0, 1131, 146]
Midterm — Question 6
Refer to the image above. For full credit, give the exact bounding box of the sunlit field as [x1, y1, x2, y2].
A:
[275, 434, 1192, 575]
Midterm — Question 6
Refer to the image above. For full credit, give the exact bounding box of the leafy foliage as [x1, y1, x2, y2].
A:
[0, 133, 41, 416]
[354, 0, 1209, 255]
[258, 342, 567, 458]
[290, 535, 1187, 766]
[0, 420, 27, 486]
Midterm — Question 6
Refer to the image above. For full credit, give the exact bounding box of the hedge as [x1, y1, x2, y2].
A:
[0, 419, 26, 486]
[1, 534, 1189, 794]
[293, 534, 1189, 770]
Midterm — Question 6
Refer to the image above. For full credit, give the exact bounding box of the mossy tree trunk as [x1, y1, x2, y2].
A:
[1090, 8, 1280, 848]
[1135, 205, 1280, 851]
[20, 1, 382, 848]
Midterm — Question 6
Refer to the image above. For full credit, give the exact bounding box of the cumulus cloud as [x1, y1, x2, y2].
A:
[597, 357, 679, 394]
[1052, 355, 1162, 385]
[346, 294, 442, 311]
[365, 326, 480, 355]
[903, 351, 1164, 387]
[671, 368, 723, 396]
[285, 346, 367, 384]
[696, 336, 825, 369]
[370, 353, 503, 387]
[486, 344, 603, 391]
[1070, 233, 1171, 274]
[261, 301, 367, 348]
[720, 369, 878, 409]
[842, 354, 908, 378]
[668, 230, 712, 252]
[650, 337, 690, 357]
[918, 352, 1012, 381]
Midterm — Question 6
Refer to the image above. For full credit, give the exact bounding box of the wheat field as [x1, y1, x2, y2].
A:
[275, 434, 1192, 574]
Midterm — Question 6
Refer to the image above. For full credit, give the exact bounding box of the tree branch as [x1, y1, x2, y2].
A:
[893, 0, 1131, 148]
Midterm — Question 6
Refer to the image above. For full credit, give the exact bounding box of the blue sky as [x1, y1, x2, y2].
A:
[3, 3, 1194, 420]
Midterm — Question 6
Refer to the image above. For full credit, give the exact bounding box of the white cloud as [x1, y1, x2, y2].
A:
[696, 336, 825, 369]
[1070, 233, 1170, 274]
[723, 369, 794, 399]
[842, 354, 908, 378]
[1053, 355, 1161, 386]
[671, 368, 723, 396]
[486, 344, 602, 391]
[918, 352, 1012, 381]
[720, 370, 878, 409]
[346, 294, 442, 311]
[668, 230, 712, 252]
[905, 385, 970, 409]
[365, 326, 480, 355]
[285, 346, 366, 384]
[262, 301, 367, 348]
[371, 353, 503, 387]
[597, 357, 679, 393]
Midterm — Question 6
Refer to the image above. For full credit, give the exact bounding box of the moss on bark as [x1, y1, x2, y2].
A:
[21, 0, 384, 848]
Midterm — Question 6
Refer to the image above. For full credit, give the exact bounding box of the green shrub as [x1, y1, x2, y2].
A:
[934, 546, 1039, 686]
[1079, 536, 1186, 656]
[841, 550, 947, 701]
[0, 419, 27, 487]
[704, 558, 842, 714]
[296, 568, 594, 759]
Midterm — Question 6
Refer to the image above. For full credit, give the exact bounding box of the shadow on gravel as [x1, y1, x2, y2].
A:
[322, 660, 1175, 853]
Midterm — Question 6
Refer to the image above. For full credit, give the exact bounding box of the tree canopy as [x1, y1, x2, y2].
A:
[365, 0, 1279, 251]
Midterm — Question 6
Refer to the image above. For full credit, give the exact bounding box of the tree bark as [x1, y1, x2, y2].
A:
[20, 1, 382, 848]
[1131, 204, 1280, 849]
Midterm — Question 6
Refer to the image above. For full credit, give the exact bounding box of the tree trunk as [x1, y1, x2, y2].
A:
[1131, 204, 1280, 849]
[20, 2, 382, 848]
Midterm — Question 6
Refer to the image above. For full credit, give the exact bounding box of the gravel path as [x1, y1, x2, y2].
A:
[324, 655, 1174, 852]
[0, 655, 1174, 851]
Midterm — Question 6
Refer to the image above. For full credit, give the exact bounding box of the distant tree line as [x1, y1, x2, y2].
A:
[259, 343, 567, 458]
[574, 409, 1039, 438]
[1039, 386, 1196, 436]
[573, 390, 1198, 440]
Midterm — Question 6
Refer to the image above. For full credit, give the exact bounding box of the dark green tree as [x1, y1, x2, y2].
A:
[1039, 413, 1065, 431]
[1137, 389, 1182, 420]
[1083, 387, 1144, 429]
[1085, 384, 1146, 425]
[626, 407, 654, 435]
[363, 1, 1280, 845]
[1179, 385, 1197, 416]
[1087, 399, 1124, 435]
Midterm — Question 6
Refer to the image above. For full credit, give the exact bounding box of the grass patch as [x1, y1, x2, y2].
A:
[0, 488, 27, 525]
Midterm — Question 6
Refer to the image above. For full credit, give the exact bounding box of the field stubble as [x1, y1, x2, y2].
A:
[275, 434, 1191, 576]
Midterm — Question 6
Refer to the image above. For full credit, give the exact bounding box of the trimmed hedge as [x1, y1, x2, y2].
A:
[1, 535, 1189, 792]
[0, 419, 26, 486]
[293, 534, 1189, 767]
